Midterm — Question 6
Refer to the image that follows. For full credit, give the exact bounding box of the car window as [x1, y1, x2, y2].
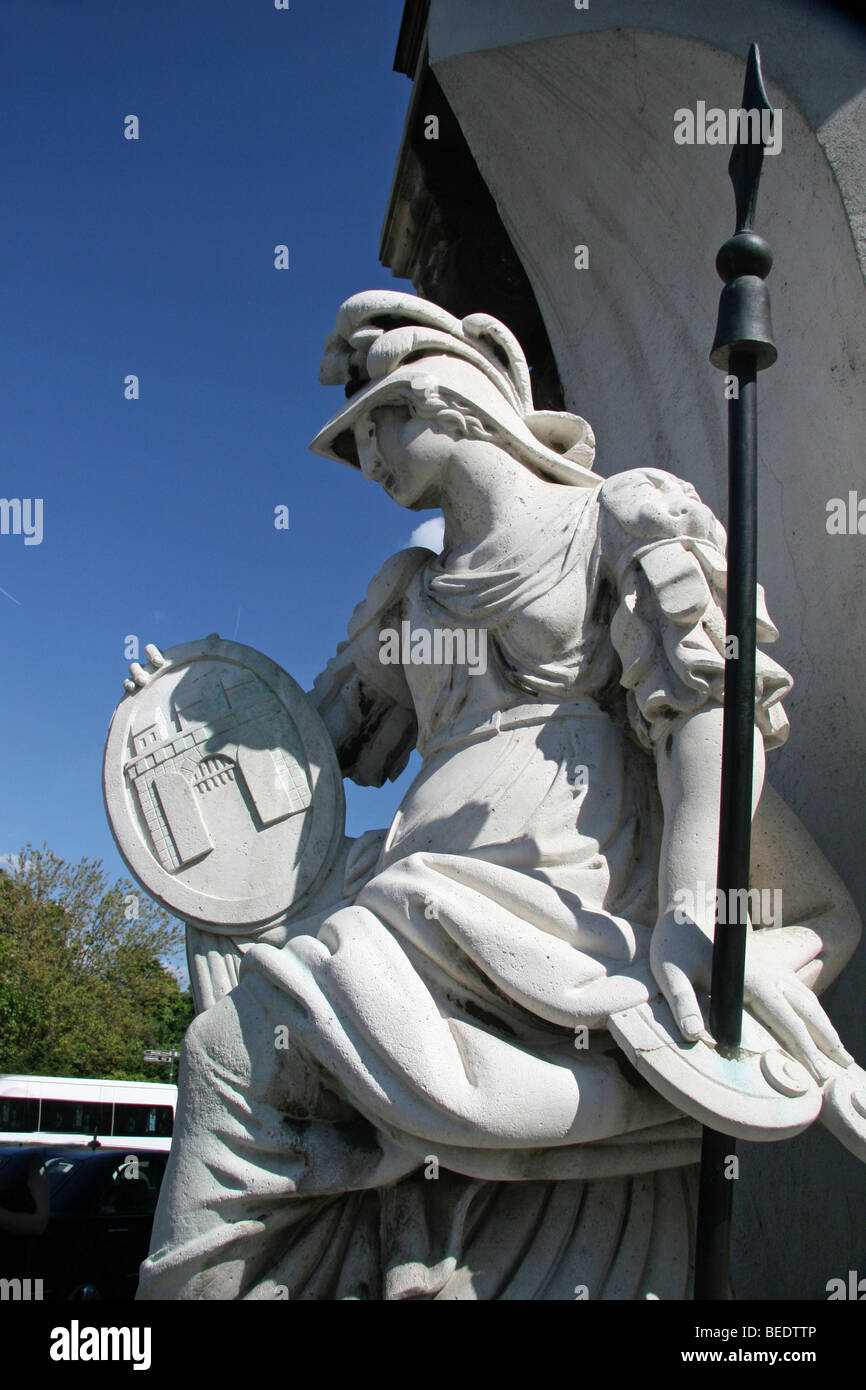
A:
[0, 1152, 29, 1201]
[42, 1156, 80, 1196]
[96, 1156, 166, 1216]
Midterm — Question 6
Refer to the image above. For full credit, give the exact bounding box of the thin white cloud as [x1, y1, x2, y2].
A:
[410, 516, 445, 553]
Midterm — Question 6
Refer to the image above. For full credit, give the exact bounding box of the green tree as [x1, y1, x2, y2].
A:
[0, 845, 193, 1080]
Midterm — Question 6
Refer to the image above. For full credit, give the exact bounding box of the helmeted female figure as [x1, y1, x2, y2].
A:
[138, 292, 863, 1301]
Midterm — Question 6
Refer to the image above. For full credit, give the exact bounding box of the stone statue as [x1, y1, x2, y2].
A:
[106, 291, 866, 1300]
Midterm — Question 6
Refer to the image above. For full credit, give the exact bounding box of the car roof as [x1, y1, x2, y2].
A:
[0, 1144, 163, 1162]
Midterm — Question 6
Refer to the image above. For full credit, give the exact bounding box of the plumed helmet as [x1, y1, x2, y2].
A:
[309, 290, 599, 487]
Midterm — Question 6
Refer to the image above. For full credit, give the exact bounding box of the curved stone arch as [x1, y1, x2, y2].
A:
[384, 0, 866, 1300]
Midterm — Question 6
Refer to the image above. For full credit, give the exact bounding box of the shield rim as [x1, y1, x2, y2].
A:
[103, 635, 345, 929]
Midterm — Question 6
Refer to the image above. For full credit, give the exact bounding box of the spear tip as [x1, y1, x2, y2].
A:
[728, 42, 775, 233]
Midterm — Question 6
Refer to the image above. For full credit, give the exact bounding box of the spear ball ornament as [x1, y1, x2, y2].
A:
[696, 43, 777, 1302]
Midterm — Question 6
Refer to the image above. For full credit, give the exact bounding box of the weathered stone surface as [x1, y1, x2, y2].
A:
[103, 292, 864, 1300]
[104, 635, 345, 931]
[383, 0, 866, 1297]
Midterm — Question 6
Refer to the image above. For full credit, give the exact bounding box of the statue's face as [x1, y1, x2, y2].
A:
[616, 469, 718, 542]
[353, 403, 450, 510]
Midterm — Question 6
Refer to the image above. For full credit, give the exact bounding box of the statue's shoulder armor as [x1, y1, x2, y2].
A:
[597, 468, 719, 546]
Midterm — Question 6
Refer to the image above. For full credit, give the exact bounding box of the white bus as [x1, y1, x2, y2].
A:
[0, 1075, 176, 1151]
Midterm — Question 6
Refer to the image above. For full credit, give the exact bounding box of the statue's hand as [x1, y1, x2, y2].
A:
[651, 909, 854, 1084]
[741, 929, 853, 1084]
[122, 643, 165, 693]
[650, 907, 714, 1042]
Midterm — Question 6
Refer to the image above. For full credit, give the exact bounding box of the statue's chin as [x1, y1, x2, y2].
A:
[407, 485, 441, 512]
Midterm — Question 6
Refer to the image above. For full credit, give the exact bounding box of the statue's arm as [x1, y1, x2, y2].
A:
[655, 717, 860, 997]
[598, 468, 859, 1077]
[651, 705, 754, 1038]
[749, 780, 861, 994]
[309, 547, 432, 787]
[652, 706, 856, 1079]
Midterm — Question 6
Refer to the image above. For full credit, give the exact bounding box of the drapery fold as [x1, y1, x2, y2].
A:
[141, 467, 789, 1300]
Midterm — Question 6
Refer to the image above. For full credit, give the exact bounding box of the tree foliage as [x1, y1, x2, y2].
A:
[0, 845, 193, 1080]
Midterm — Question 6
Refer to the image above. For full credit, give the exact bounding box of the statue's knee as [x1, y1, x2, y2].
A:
[373, 851, 429, 888]
[357, 853, 423, 919]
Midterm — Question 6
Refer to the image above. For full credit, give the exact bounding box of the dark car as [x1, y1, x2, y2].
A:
[0, 1144, 167, 1301]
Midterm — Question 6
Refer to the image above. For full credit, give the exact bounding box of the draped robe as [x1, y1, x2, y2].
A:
[138, 468, 791, 1300]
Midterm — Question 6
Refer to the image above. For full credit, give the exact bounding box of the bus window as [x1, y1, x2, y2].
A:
[39, 1100, 113, 1136]
[112, 1104, 174, 1138]
[0, 1098, 39, 1132]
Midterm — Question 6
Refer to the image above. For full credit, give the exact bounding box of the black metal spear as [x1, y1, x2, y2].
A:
[694, 43, 778, 1301]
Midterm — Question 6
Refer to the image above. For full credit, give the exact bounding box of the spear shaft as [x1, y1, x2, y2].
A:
[694, 43, 777, 1301]
[713, 352, 758, 1046]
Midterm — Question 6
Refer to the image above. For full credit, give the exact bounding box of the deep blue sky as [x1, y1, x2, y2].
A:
[0, 0, 441, 935]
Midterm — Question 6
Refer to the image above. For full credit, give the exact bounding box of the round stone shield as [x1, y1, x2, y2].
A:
[103, 636, 345, 930]
[609, 993, 822, 1140]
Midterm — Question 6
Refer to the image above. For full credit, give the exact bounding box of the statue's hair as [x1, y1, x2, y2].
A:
[363, 377, 504, 448]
